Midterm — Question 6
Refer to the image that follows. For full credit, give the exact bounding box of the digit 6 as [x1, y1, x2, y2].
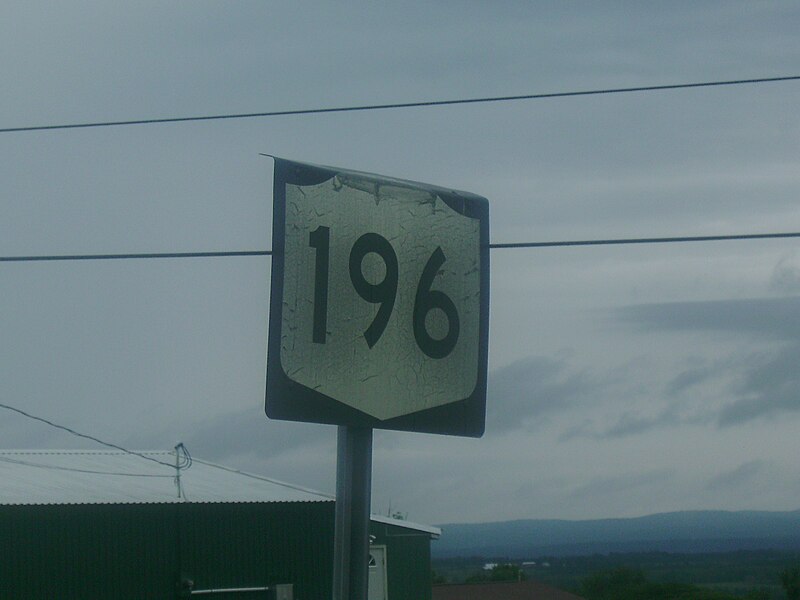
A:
[413, 247, 460, 359]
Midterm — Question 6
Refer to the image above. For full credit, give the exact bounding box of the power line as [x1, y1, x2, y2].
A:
[488, 231, 800, 249]
[0, 402, 176, 469]
[192, 457, 335, 499]
[0, 455, 174, 478]
[1, 231, 799, 264]
[1, 75, 798, 134]
[0, 250, 271, 263]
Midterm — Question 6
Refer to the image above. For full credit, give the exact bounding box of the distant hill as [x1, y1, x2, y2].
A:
[433, 510, 800, 558]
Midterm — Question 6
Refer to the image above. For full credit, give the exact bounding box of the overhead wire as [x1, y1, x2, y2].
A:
[0, 74, 797, 260]
[1, 231, 799, 264]
[488, 231, 800, 249]
[0, 455, 174, 478]
[192, 457, 335, 499]
[0, 402, 177, 469]
[1, 76, 795, 467]
[0, 250, 271, 263]
[0, 75, 798, 134]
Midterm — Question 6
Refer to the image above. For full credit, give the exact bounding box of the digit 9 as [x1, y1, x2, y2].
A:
[348, 233, 399, 348]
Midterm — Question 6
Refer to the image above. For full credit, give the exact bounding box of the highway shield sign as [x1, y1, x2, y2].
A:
[266, 158, 489, 437]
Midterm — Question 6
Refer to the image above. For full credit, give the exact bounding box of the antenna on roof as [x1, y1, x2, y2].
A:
[173, 443, 192, 500]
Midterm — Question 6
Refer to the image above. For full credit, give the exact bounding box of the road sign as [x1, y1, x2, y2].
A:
[266, 158, 489, 437]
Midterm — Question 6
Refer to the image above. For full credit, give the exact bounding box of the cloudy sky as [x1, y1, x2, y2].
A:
[1, 2, 799, 525]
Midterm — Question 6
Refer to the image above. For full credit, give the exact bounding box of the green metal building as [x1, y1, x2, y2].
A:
[0, 450, 439, 600]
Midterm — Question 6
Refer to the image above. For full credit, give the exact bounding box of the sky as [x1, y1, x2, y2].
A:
[1, 1, 799, 525]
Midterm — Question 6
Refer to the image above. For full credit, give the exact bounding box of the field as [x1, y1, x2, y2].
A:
[433, 550, 800, 599]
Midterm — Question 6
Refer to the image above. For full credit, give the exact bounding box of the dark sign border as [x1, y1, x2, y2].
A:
[265, 158, 489, 437]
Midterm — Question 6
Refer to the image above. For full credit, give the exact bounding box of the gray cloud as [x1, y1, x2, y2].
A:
[571, 468, 676, 499]
[707, 460, 768, 490]
[560, 350, 777, 440]
[560, 406, 698, 441]
[666, 364, 716, 397]
[633, 312, 800, 427]
[718, 344, 800, 426]
[161, 355, 602, 457]
[771, 254, 800, 295]
[143, 407, 334, 463]
[618, 296, 800, 341]
[604, 409, 682, 438]
[655, 341, 800, 428]
[487, 356, 595, 432]
[0, 412, 83, 449]
[2, 1, 800, 524]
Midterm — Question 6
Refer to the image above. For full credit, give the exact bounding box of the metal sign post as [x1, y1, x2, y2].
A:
[332, 426, 373, 600]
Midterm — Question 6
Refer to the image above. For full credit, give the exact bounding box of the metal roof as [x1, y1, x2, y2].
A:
[371, 514, 441, 537]
[0, 449, 333, 505]
[0, 449, 442, 537]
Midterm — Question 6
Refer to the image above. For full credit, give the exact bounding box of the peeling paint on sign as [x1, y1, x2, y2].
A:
[266, 158, 489, 437]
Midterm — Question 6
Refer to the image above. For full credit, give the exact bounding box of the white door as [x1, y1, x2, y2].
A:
[368, 545, 388, 600]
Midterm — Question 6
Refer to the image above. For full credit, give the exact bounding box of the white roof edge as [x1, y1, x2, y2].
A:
[189, 456, 335, 500]
[0, 449, 173, 457]
[370, 514, 442, 537]
[1, 499, 328, 506]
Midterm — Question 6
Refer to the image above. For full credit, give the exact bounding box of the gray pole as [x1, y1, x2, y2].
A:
[332, 425, 373, 600]
[174, 442, 182, 500]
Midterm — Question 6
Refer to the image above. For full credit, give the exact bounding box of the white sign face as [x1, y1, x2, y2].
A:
[267, 159, 489, 436]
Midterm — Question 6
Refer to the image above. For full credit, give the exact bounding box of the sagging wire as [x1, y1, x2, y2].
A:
[1, 75, 798, 134]
[0, 454, 174, 477]
[0, 401, 176, 469]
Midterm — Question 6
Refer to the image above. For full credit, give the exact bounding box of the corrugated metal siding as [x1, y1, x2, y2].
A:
[180, 502, 335, 600]
[372, 520, 433, 600]
[0, 502, 334, 600]
[0, 502, 431, 600]
[1, 504, 176, 599]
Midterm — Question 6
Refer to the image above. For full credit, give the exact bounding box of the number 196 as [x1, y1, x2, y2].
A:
[309, 226, 459, 359]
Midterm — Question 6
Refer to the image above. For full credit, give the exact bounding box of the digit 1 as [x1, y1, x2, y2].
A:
[309, 225, 330, 344]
